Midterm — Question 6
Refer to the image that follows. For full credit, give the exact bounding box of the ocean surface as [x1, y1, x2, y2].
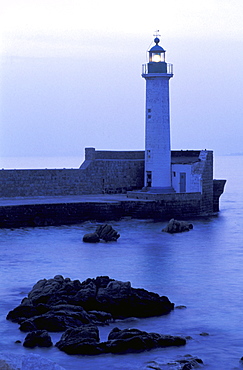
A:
[0, 155, 243, 369]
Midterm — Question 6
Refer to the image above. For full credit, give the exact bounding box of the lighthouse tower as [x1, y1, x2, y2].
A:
[142, 36, 174, 193]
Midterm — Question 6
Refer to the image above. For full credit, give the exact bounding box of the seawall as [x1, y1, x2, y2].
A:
[0, 193, 212, 229]
[0, 149, 226, 224]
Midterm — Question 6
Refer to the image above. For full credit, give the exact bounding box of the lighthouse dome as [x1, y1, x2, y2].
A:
[149, 37, 166, 53]
[148, 37, 166, 64]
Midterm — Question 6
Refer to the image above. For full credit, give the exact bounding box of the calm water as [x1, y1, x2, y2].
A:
[0, 156, 243, 370]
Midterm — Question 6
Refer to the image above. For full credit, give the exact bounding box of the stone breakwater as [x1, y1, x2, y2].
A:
[0, 192, 221, 229]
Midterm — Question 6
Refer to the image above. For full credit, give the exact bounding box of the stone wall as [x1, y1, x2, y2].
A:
[0, 149, 144, 198]
[84, 147, 144, 160]
[0, 148, 225, 222]
[0, 169, 88, 197]
[0, 195, 203, 228]
[0, 149, 215, 207]
[199, 151, 214, 214]
[213, 179, 227, 212]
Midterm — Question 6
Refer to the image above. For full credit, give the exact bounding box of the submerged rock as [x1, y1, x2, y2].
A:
[145, 354, 203, 369]
[83, 224, 120, 243]
[7, 275, 174, 332]
[175, 354, 203, 369]
[162, 219, 193, 233]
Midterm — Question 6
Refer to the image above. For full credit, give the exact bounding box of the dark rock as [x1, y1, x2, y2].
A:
[144, 361, 162, 370]
[19, 304, 92, 332]
[145, 355, 203, 369]
[88, 310, 113, 325]
[7, 276, 174, 331]
[74, 277, 174, 318]
[83, 224, 120, 243]
[96, 224, 120, 241]
[7, 304, 39, 323]
[177, 355, 203, 369]
[175, 305, 187, 309]
[162, 219, 193, 233]
[55, 324, 102, 355]
[71, 279, 97, 307]
[20, 314, 82, 332]
[106, 327, 186, 354]
[83, 232, 100, 243]
[56, 326, 186, 355]
[19, 319, 37, 332]
[23, 330, 53, 348]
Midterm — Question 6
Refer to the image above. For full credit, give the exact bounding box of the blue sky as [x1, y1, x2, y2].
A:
[1, 0, 243, 162]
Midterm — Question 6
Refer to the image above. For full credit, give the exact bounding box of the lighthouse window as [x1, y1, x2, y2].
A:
[148, 109, 151, 112]
[148, 115, 151, 119]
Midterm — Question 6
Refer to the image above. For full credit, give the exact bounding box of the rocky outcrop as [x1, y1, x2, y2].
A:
[96, 224, 120, 241]
[7, 275, 174, 332]
[83, 224, 120, 242]
[82, 232, 100, 243]
[162, 219, 193, 233]
[105, 327, 186, 354]
[23, 330, 53, 348]
[55, 324, 102, 355]
[56, 325, 186, 355]
[19, 304, 93, 332]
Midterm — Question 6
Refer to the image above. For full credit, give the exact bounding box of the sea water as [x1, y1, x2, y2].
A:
[0, 155, 243, 370]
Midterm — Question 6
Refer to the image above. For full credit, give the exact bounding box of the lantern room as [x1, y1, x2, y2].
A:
[149, 37, 165, 62]
[147, 37, 167, 73]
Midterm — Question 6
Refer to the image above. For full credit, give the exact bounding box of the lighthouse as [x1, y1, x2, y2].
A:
[142, 36, 174, 193]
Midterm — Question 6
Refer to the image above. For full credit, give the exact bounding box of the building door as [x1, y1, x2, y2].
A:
[180, 172, 186, 193]
[146, 171, 152, 187]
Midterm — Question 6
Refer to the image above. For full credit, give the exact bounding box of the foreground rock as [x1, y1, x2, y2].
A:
[18, 304, 94, 332]
[83, 224, 120, 242]
[105, 327, 186, 354]
[82, 232, 100, 243]
[7, 275, 174, 332]
[0, 353, 65, 370]
[162, 219, 193, 233]
[56, 325, 186, 355]
[23, 330, 53, 348]
[55, 324, 102, 355]
[145, 354, 203, 369]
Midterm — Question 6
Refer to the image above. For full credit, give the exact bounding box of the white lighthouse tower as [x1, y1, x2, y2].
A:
[142, 36, 174, 193]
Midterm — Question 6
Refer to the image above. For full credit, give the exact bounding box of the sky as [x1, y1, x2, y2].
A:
[0, 0, 243, 166]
